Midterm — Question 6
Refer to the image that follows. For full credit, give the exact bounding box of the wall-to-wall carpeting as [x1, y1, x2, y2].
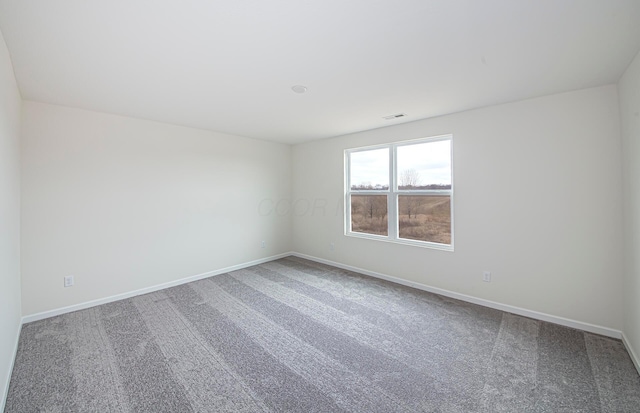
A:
[5, 257, 640, 412]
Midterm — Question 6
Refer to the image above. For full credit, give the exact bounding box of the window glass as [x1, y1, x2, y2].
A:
[397, 140, 451, 190]
[350, 195, 388, 236]
[350, 148, 389, 190]
[398, 195, 451, 244]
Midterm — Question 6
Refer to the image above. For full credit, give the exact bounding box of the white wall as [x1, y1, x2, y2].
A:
[21, 101, 291, 316]
[620, 50, 640, 368]
[0, 30, 22, 407]
[292, 85, 624, 331]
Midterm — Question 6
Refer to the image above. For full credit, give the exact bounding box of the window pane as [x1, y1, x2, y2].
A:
[397, 140, 451, 190]
[398, 195, 450, 244]
[350, 148, 389, 190]
[350, 195, 388, 236]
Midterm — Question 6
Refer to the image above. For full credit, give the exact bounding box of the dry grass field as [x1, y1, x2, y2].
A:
[351, 195, 388, 236]
[351, 195, 451, 244]
[398, 195, 451, 244]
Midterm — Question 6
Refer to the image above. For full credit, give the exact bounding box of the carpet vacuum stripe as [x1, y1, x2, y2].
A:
[4, 257, 640, 412]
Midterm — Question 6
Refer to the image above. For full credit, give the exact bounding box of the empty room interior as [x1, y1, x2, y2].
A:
[2, 1, 640, 411]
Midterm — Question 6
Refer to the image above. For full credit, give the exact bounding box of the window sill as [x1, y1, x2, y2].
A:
[345, 231, 454, 252]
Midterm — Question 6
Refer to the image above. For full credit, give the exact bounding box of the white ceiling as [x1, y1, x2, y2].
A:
[1, 0, 639, 144]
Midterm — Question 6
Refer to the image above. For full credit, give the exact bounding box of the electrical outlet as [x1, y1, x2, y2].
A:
[64, 275, 74, 287]
[330, 242, 335, 251]
[482, 271, 491, 282]
[261, 240, 266, 249]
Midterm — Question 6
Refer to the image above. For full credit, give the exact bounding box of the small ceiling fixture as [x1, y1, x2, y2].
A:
[383, 113, 407, 120]
[291, 85, 308, 94]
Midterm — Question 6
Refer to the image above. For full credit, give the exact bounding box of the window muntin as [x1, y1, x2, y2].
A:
[345, 136, 453, 250]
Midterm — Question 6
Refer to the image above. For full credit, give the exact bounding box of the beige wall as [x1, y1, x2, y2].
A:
[292, 85, 624, 331]
[0, 29, 22, 407]
[20, 101, 292, 316]
[620, 50, 640, 368]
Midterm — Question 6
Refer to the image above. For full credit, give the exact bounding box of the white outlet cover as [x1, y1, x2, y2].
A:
[482, 271, 491, 282]
[64, 276, 74, 287]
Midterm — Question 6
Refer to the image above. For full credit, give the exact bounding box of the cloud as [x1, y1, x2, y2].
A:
[349, 139, 451, 188]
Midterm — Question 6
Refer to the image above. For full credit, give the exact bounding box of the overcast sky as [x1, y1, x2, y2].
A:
[350, 140, 451, 188]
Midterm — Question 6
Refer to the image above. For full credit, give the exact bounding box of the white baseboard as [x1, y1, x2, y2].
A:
[15, 250, 633, 361]
[291, 252, 623, 340]
[1, 317, 22, 413]
[22, 252, 293, 324]
[622, 332, 640, 375]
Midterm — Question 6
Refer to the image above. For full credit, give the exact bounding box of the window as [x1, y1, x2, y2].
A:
[345, 135, 453, 250]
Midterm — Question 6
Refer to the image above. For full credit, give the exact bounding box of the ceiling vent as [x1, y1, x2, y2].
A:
[383, 113, 407, 120]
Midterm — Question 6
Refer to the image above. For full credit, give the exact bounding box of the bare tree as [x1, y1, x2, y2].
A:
[366, 197, 374, 219]
[399, 169, 423, 219]
[376, 196, 388, 222]
[351, 195, 388, 235]
[351, 198, 361, 216]
[363, 196, 386, 220]
[399, 168, 421, 189]
[399, 195, 423, 220]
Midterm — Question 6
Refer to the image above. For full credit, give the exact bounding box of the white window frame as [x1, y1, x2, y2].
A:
[344, 135, 454, 251]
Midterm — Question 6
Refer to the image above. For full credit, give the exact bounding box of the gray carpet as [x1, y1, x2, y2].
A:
[5, 257, 640, 412]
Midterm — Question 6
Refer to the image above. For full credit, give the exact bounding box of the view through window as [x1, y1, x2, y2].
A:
[346, 136, 453, 249]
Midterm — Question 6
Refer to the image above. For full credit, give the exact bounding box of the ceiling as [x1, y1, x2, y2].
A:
[1, 0, 639, 144]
